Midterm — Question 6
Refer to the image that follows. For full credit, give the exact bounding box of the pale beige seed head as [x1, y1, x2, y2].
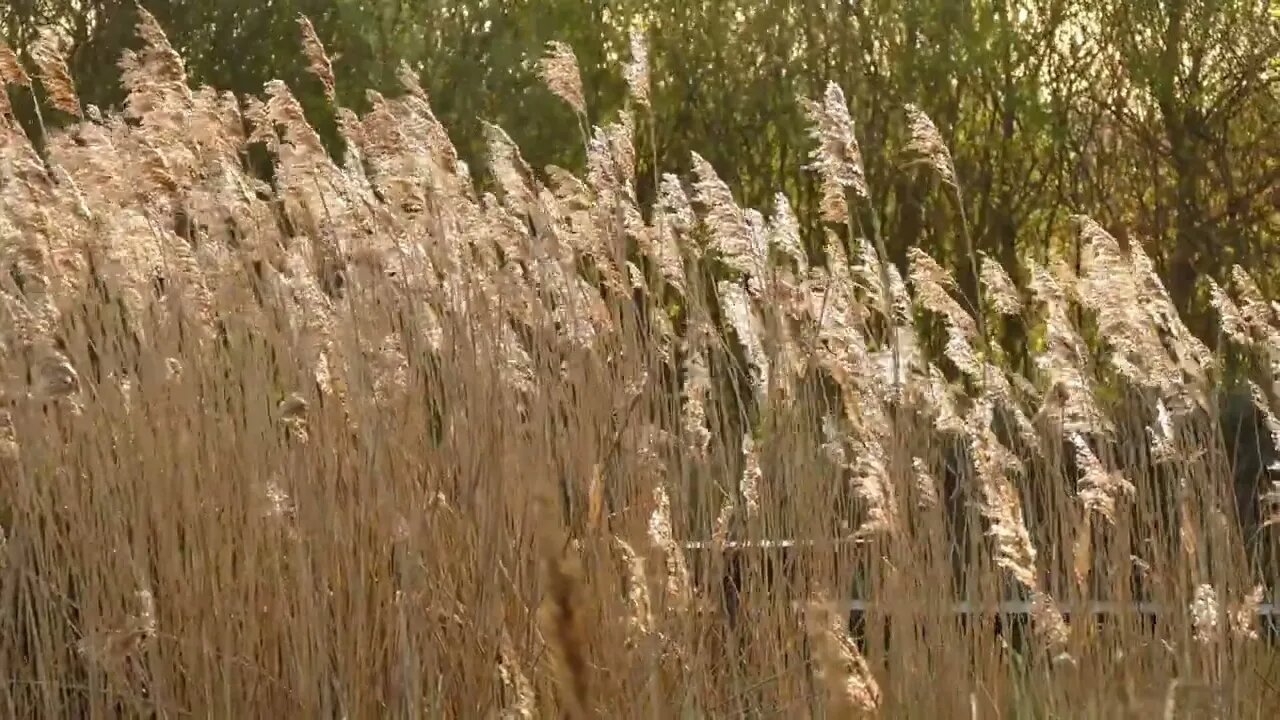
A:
[0, 410, 17, 463]
[34, 351, 80, 400]
[648, 484, 691, 611]
[903, 103, 956, 186]
[679, 332, 712, 459]
[0, 79, 10, 121]
[164, 357, 183, 380]
[1230, 264, 1275, 331]
[1263, 481, 1280, 530]
[739, 432, 763, 519]
[1070, 432, 1135, 524]
[711, 500, 735, 548]
[804, 593, 882, 713]
[690, 152, 757, 275]
[134, 4, 190, 90]
[0, 42, 31, 86]
[134, 589, 157, 639]
[1029, 591, 1074, 664]
[613, 537, 654, 642]
[849, 433, 898, 539]
[396, 60, 427, 99]
[801, 81, 868, 223]
[767, 192, 806, 273]
[1230, 585, 1265, 640]
[910, 456, 940, 509]
[1189, 583, 1221, 644]
[32, 31, 81, 117]
[298, 15, 336, 102]
[718, 280, 770, 400]
[255, 477, 295, 520]
[496, 630, 536, 718]
[483, 121, 537, 215]
[624, 29, 650, 108]
[538, 41, 587, 117]
[980, 252, 1021, 315]
[1207, 276, 1252, 345]
[279, 392, 308, 420]
[968, 402, 1039, 590]
[910, 247, 978, 340]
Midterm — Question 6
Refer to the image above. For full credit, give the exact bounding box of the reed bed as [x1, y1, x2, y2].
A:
[0, 13, 1277, 719]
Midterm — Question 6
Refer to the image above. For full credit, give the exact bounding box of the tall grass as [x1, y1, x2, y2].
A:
[0, 12, 1277, 718]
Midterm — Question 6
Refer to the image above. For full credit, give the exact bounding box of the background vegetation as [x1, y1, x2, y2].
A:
[2, 0, 1278, 368]
[0, 2, 1278, 718]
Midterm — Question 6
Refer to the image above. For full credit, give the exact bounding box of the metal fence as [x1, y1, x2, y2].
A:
[680, 538, 1280, 629]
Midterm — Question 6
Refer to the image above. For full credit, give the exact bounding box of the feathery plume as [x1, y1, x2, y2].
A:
[1230, 585, 1265, 641]
[1261, 480, 1280, 529]
[821, 416, 848, 467]
[0, 42, 31, 86]
[254, 477, 295, 521]
[1230, 264, 1276, 335]
[801, 82, 868, 223]
[1028, 258, 1111, 434]
[0, 43, 24, 122]
[1147, 398, 1178, 463]
[1070, 433, 1135, 523]
[484, 122, 537, 216]
[497, 631, 537, 719]
[690, 152, 758, 277]
[76, 586, 158, 678]
[624, 29, 650, 108]
[657, 172, 696, 235]
[805, 593, 882, 715]
[850, 236, 897, 322]
[538, 41, 587, 117]
[0, 410, 18, 463]
[848, 433, 898, 539]
[134, 4, 189, 91]
[768, 193, 806, 274]
[903, 103, 955, 186]
[648, 484, 692, 611]
[613, 538, 654, 642]
[980, 252, 1021, 315]
[1075, 216, 1185, 397]
[910, 247, 979, 341]
[32, 31, 81, 117]
[652, 173, 695, 285]
[298, 15, 336, 103]
[739, 433, 763, 519]
[279, 392, 309, 442]
[1190, 583, 1220, 644]
[718, 280, 770, 400]
[911, 456, 940, 509]
[1029, 591, 1073, 664]
[968, 401, 1038, 590]
[1208, 277, 1252, 345]
[33, 348, 80, 400]
[263, 79, 326, 156]
[1247, 381, 1280, 451]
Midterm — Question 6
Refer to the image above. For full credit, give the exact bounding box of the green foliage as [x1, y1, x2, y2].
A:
[4, 0, 1276, 363]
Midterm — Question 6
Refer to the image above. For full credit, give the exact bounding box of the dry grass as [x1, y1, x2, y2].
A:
[0, 14, 1277, 719]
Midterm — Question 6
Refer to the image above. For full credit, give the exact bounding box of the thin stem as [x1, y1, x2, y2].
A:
[951, 179, 991, 390]
[847, 186, 900, 393]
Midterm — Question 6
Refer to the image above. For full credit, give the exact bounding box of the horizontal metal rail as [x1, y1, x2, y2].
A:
[681, 539, 854, 550]
[827, 599, 1280, 617]
[680, 539, 1280, 617]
